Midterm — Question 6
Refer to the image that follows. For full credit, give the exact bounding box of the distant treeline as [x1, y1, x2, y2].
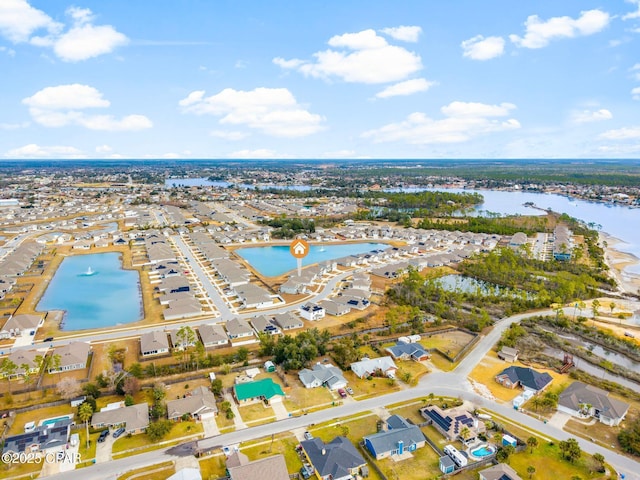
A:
[418, 215, 551, 236]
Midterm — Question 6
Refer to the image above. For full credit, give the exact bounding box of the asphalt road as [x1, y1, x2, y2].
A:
[44, 307, 640, 480]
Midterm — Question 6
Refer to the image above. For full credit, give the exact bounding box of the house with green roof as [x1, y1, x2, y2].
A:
[233, 378, 285, 405]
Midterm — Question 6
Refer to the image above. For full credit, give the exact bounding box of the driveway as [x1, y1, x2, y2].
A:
[270, 400, 289, 421]
[223, 392, 247, 430]
[95, 431, 115, 463]
[202, 415, 220, 437]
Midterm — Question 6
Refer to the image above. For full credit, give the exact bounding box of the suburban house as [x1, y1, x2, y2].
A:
[198, 324, 229, 348]
[350, 356, 398, 379]
[233, 378, 285, 405]
[300, 436, 368, 480]
[298, 363, 348, 391]
[439, 455, 456, 474]
[299, 303, 325, 321]
[421, 405, 484, 443]
[273, 312, 304, 331]
[226, 452, 289, 480]
[497, 346, 519, 363]
[557, 381, 630, 426]
[91, 403, 150, 434]
[0, 313, 44, 339]
[385, 341, 430, 362]
[318, 299, 350, 317]
[251, 315, 281, 336]
[140, 330, 170, 357]
[479, 463, 523, 480]
[495, 366, 553, 393]
[166, 386, 218, 421]
[48, 342, 91, 373]
[225, 318, 257, 346]
[3, 349, 41, 378]
[2, 418, 72, 455]
[363, 415, 426, 460]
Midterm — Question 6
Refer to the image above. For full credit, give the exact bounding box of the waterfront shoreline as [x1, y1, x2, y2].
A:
[600, 232, 640, 296]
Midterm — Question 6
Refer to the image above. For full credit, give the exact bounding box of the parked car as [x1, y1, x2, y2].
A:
[303, 431, 313, 441]
[345, 387, 354, 395]
[337, 388, 347, 399]
[112, 427, 126, 438]
[98, 430, 109, 443]
[43, 336, 54, 342]
[625, 331, 635, 338]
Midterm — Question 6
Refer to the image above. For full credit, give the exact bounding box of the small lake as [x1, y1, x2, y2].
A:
[37, 253, 142, 330]
[236, 242, 389, 277]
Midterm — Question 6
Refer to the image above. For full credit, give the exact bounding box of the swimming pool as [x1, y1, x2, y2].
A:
[40, 414, 74, 426]
[471, 444, 495, 458]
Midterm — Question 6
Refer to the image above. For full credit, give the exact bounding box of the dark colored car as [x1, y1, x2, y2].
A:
[43, 337, 54, 342]
[98, 430, 109, 443]
[112, 427, 126, 438]
[337, 388, 347, 399]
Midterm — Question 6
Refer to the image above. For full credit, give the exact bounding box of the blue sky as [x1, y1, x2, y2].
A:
[1, 0, 640, 159]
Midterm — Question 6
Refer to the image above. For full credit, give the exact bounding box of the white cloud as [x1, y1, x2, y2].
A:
[375, 78, 435, 99]
[23, 84, 152, 131]
[461, 35, 505, 60]
[633, 87, 640, 100]
[631, 63, 640, 81]
[5, 143, 83, 158]
[379, 26, 422, 42]
[95, 145, 112, 153]
[273, 29, 422, 84]
[362, 101, 520, 145]
[510, 9, 610, 49]
[0, 46, 16, 56]
[599, 126, 640, 140]
[179, 87, 325, 137]
[322, 150, 357, 158]
[572, 108, 613, 123]
[623, 0, 640, 20]
[227, 149, 288, 159]
[0, 0, 61, 43]
[0, 2, 127, 61]
[23, 84, 110, 109]
[210, 130, 249, 140]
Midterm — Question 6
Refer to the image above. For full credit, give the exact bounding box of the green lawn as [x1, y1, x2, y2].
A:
[112, 421, 203, 454]
[385, 403, 425, 425]
[343, 371, 401, 400]
[199, 455, 227, 480]
[377, 442, 441, 480]
[241, 435, 303, 473]
[310, 413, 379, 445]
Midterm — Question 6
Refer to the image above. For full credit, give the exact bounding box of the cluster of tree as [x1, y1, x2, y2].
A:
[386, 268, 495, 331]
[148, 383, 167, 420]
[459, 247, 610, 304]
[146, 419, 174, 441]
[418, 215, 550, 236]
[619, 417, 640, 456]
[260, 216, 316, 239]
[331, 335, 363, 370]
[259, 328, 331, 370]
[558, 438, 582, 463]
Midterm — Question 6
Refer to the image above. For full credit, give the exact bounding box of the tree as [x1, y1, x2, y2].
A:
[495, 445, 515, 463]
[123, 376, 141, 396]
[211, 378, 223, 396]
[20, 363, 35, 399]
[527, 465, 536, 479]
[235, 347, 249, 363]
[331, 337, 360, 370]
[146, 420, 174, 441]
[527, 436, 539, 454]
[459, 427, 471, 443]
[592, 452, 605, 473]
[1, 357, 18, 393]
[78, 402, 93, 450]
[609, 302, 616, 315]
[176, 326, 196, 367]
[591, 299, 600, 319]
[128, 362, 143, 379]
[48, 353, 62, 379]
[57, 377, 81, 399]
[559, 438, 581, 463]
[619, 417, 640, 455]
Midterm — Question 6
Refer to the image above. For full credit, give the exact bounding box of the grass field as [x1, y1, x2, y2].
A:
[241, 435, 303, 473]
[343, 371, 401, 400]
[112, 421, 203, 454]
[199, 455, 227, 480]
[377, 441, 441, 480]
[238, 402, 275, 424]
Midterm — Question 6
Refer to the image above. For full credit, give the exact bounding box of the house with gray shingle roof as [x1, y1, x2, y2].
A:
[166, 386, 218, 420]
[48, 342, 90, 373]
[495, 366, 552, 393]
[140, 330, 170, 357]
[298, 363, 347, 391]
[198, 324, 229, 348]
[558, 381, 630, 426]
[91, 403, 149, 434]
[300, 436, 367, 480]
[364, 415, 426, 460]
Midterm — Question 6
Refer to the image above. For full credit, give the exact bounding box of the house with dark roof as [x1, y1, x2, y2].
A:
[300, 436, 367, 480]
[558, 381, 630, 426]
[363, 415, 426, 460]
[3, 418, 72, 455]
[495, 366, 553, 393]
[298, 363, 347, 391]
[233, 378, 285, 405]
[385, 341, 430, 362]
